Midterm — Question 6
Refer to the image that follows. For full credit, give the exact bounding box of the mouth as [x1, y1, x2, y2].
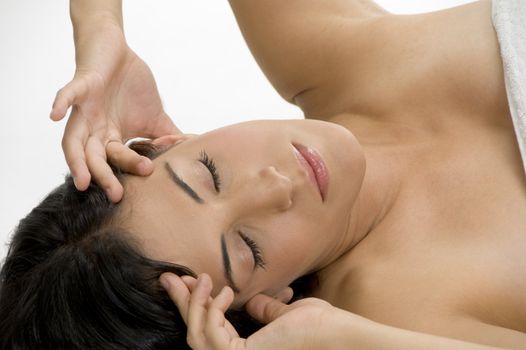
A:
[292, 143, 329, 201]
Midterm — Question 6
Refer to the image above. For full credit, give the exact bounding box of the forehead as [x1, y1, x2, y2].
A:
[119, 149, 219, 275]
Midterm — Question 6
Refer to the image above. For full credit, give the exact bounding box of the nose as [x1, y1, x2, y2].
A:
[236, 166, 293, 214]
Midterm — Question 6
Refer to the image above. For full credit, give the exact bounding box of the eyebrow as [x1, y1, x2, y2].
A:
[164, 162, 239, 292]
[164, 162, 204, 204]
[221, 234, 240, 293]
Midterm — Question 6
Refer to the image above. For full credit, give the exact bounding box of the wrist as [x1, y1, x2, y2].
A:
[70, 0, 123, 32]
[324, 308, 377, 349]
[328, 313, 504, 350]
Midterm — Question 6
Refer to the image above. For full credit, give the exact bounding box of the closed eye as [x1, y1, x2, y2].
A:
[239, 231, 266, 270]
[199, 150, 221, 192]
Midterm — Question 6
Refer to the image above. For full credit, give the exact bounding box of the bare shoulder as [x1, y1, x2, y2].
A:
[394, 0, 509, 125]
[229, 0, 510, 127]
[227, 0, 389, 103]
[305, 0, 510, 127]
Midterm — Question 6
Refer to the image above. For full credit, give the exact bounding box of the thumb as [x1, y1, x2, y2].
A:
[50, 79, 89, 121]
[245, 294, 289, 324]
[148, 112, 182, 138]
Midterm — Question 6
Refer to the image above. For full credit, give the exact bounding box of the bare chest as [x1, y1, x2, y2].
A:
[314, 125, 526, 346]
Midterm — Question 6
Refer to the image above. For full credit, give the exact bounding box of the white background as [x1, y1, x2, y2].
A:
[0, 0, 476, 260]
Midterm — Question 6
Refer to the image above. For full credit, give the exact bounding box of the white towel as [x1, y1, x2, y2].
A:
[492, 0, 526, 175]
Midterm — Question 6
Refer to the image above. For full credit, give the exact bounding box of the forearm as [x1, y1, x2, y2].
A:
[68, 0, 128, 73]
[70, 0, 123, 30]
[329, 311, 506, 350]
[70, 0, 124, 57]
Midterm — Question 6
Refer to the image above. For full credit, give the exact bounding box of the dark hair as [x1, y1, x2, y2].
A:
[0, 142, 316, 349]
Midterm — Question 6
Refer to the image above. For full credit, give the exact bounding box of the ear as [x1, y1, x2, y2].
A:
[151, 133, 196, 146]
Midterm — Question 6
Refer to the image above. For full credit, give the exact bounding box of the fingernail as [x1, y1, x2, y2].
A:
[72, 176, 78, 188]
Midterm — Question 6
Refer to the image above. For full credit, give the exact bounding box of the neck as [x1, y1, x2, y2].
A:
[330, 115, 427, 260]
[346, 146, 403, 248]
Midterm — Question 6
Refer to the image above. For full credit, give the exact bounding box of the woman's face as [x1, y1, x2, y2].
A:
[122, 119, 365, 306]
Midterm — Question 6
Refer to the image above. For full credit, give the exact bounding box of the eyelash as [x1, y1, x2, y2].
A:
[239, 231, 266, 270]
[198, 150, 265, 270]
[199, 150, 221, 192]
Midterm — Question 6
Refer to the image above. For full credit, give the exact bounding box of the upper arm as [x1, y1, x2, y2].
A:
[227, 0, 388, 104]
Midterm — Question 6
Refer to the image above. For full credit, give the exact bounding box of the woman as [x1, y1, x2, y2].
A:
[1, 0, 525, 348]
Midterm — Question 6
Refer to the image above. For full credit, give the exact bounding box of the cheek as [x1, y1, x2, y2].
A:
[267, 224, 319, 268]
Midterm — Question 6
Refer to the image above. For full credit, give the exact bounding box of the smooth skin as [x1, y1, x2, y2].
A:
[118, 119, 366, 306]
[160, 273, 506, 350]
[50, 0, 179, 202]
[54, 0, 526, 348]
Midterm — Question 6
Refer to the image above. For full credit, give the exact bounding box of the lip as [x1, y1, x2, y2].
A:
[292, 143, 329, 201]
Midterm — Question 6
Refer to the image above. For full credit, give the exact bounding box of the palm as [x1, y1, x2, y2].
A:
[105, 52, 173, 140]
[161, 273, 336, 350]
[241, 299, 329, 350]
[207, 298, 332, 350]
[51, 24, 179, 201]
[71, 50, 174, 143]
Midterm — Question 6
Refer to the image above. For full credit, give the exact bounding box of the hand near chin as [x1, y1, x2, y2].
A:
[50, 21, 179, 202]
[160, 273, 341, 350]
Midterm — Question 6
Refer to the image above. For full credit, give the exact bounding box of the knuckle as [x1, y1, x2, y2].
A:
[86, 146, 105, 163]
[108, 147, 126, 163]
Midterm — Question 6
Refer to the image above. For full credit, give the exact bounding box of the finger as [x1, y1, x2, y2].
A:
[199, 283, 237, 339]
[85, 137, 124, 202]
[245, 294, 288, 324]
[62, 109, 91, 190]
[187, 274, 213, 343]
[50, 79, 87, 121]
[274, 287, 294, 304]
[207, 286, 237, 347]
[207, 286, 234, 328]
[181, 275, 198, 291]
[160, 273, 192, 324]
[106, 141, 153, 176]
[180, 276, 228, 299]
[181, 276, 219, 310]
[224, 320, 239, 340]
